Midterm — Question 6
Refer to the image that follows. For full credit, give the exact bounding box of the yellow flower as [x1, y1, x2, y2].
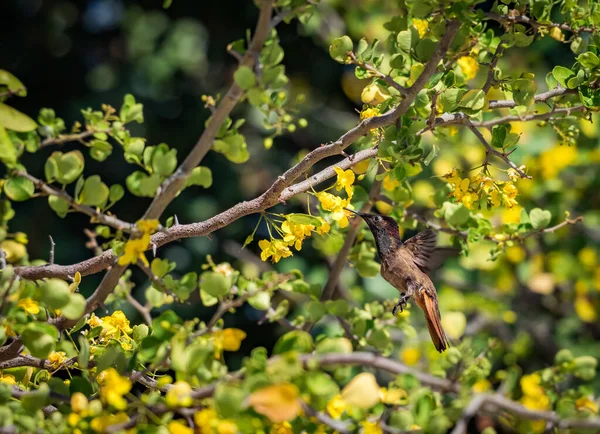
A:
[457, 56, 479, 81]
[472, 379, 491, 393]
[168, 420, 193, 434]
[258, 239, 292, 263]
[576, 397, 599, 414]
[271, 421, 293, 434]
[522, 394, 550, 411]
[18, 298, 40, 315]
[461, 191, 479, 210]
[48, 351, 68, 369]
[282, 220, 315, 251]
[412, 19, 429, 38]
[317, 192, 353, 228]
[316, 219, 331, 235]
[327, 394, 347, 419]
[505, 246, 525, 263]
[400, 347, 421, 366]
[382, 174, 400, 191]
[501, 183, 519, 208]
[118, 233, 151, 266]
[137, 219, 160, 234]
[166, 381, 193, 408]
[67, 413, 81, 427]
[361, 420, 383, 434]
[379, 387, 407, 404]
[90, 413, 129, 433]
[213, 328, 247, 356]
[71, 392, 89, 414]
[507, 165, 527, 181]
[0, 373, 16, 384]
[549, 27, 565, 41]
[334, 166, 355, 197]
[579, 247, 597, 269]
[248, 383, 301, 423]
[97, 368, 132, 410]
[360, 107, 380, 121]
[575, 296, 597, 322]
[103, 310, 133, 335]
[520, 374, 544, 398]
[217, 420, 238, 434]
[353, 159, 371, 174]
[194, 408, 218, 434]
[539, 145, 577, 179]
[361, 83, 390, 106]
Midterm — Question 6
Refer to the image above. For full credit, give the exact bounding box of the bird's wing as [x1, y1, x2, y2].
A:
[402, 229, 458, 274]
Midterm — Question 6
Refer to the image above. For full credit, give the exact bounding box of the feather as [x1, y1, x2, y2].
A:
[422, 291, 449, 352]
[402, 230, 459, 274]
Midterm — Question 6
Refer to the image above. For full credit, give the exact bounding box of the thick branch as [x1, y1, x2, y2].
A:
[141, 1, 275, 221]
[16, 171, 136, 233]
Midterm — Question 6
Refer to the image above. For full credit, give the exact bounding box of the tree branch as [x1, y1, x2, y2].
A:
[348, 52, 406, 94]
[140, 0, 275, 221]
[485, 12, 596, 34]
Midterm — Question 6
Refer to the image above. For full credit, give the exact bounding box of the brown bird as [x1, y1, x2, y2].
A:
[347, 210, 457, 352]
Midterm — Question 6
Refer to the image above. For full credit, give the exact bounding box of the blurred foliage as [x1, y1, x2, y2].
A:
[0, 0, 599, 433]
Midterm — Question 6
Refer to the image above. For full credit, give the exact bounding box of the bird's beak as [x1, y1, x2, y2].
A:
[343, 208, 362, 217]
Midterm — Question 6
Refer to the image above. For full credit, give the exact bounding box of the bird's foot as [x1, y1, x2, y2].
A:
[392, 293, 410, 315]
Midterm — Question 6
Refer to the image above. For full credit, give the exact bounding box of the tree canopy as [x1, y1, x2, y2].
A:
[0, 0, 599, 433]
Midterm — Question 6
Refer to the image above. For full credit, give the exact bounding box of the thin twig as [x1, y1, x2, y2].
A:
[485, 12, 596, 34]
[481, 45, 504, 94]
[16, 171, 136, 233]
[48, 236, 55, 265]
[126, 292, 152, 327]
[348, 52, 406, 94]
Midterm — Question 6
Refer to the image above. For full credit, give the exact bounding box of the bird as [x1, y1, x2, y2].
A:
[346, 209, 457, 352]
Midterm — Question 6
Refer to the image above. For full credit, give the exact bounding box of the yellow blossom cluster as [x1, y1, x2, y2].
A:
[212, 328, 247, 358]
[47, 351, 68, 369]
[457, 56, 479, 80]
[443, 168, 522, 209]
[118, 219, 160, 266]
[87, 310, 134, 351]
[520, 373, 551, 432]
[538, 145, 577, 179]
[412, 19, 429, 38]
[194, 407, 238, 434]
[97, 368, 132, 410]
[316, 166, 357, 228]
[259, 215, 330, 263]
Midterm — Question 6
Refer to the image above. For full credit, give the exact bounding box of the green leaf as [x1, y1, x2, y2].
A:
[21, 383, 49, 411]
[214, 384, 246, 418]
[512, 78, 537, 106]
[186, 166, 213, 188]
[45, 151, 85, 185]
[415, 38, 436, 62]
[200, 271, 230, 298]
[439, 89, 465, 112]
[329, 36, 353, 64]
[126, 171, 162, 197]
[22, 323, 58, 359]
[397, 30, 412, 52]
[286, 213, 323, 227]
[0, 124, 16, 166]
[3, 176, 34, 201]
[78, 335, 90, 369]
[78, 175, 110, 208]
[0, 70, 26, 96]
[577, 52, 599, 68]
[109, 184, 124, 203]
[69, 377, 94, 397]
[48, 196, 70, 218]
[39, 279, 71, 310]
[248, 292, 270, 310]
[234, 66, 256, 90]
[273, 330, 313, 354]
[306, 300, 327, 322]
[529, 208, 552, 229]
[423, 143, 438, 166]
[579, 86, 600, 108]
[0, 103, 37, 132]
[444, 203, 470, 227]
[60, 293, 86, 320]
[120, 94, 144, 124]
[357, 259, 381, 277]
[89, 140, 112, 162]
[459, 89, 485, 113]
[552, 66, 575, 87]
[213, 134, 249, 164]
[570, 37, 585, 54]
[151, 144, 177, 176]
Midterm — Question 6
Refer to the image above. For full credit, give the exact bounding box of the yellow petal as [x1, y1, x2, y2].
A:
[341, 372, 380, 409]
[248, 383, 301, 423]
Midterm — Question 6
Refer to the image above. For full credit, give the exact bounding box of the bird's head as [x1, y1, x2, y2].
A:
[345, 209, 401, 242]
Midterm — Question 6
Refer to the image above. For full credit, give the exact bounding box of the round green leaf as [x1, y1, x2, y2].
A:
[4, 176, 34, 201]
[200, 271, 230, 298]
[60, 293, 86, 320]
[529, 208, 552, 229]
[39, 278, 71, 310]
[0, 103, 37, 132]
[78, 175, 109, 207]
[329, 36, 353, 64]
[233, 66, 256, 90]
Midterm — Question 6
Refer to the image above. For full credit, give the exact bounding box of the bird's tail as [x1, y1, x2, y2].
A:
[423, 292, 449, 353]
